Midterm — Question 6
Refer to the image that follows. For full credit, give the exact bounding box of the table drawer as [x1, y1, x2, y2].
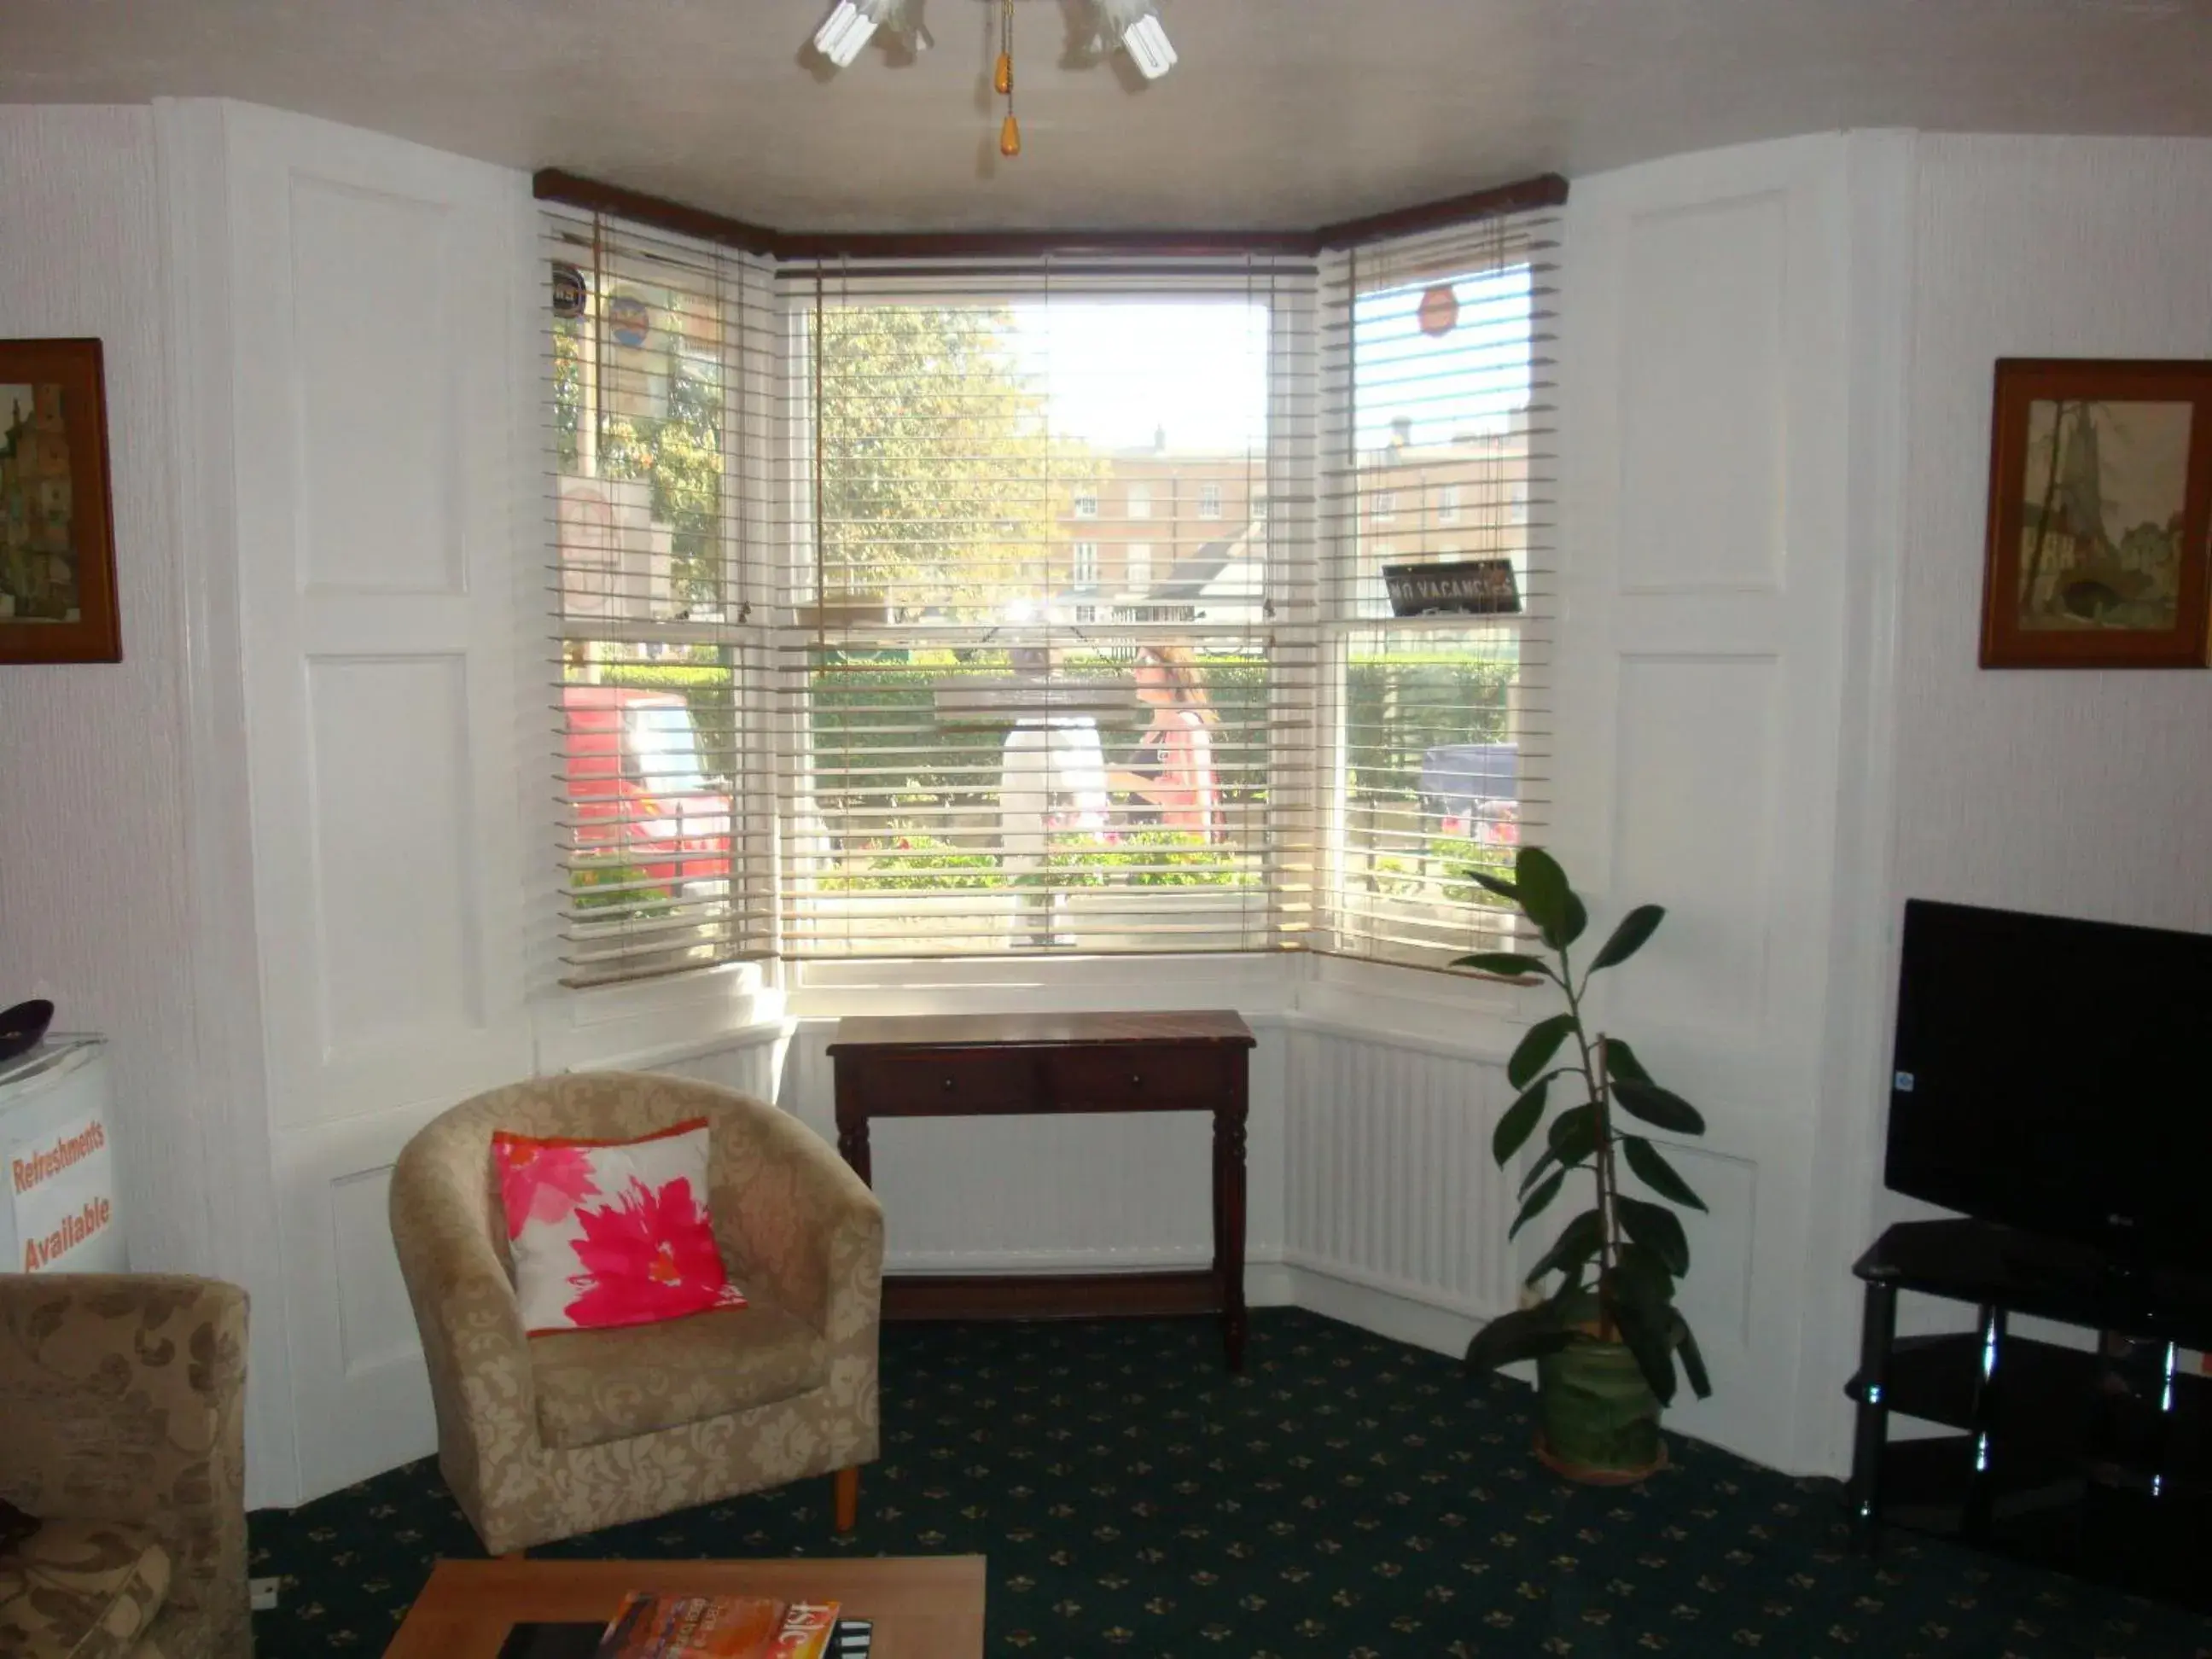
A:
[851, 1048, 1042, 1114]
[1044, 1045, 1229, 1108]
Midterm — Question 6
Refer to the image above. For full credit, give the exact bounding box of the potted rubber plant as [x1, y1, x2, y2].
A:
[1456, 847, 1713, 1482]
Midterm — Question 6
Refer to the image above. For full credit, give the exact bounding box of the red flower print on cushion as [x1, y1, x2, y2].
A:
[492, 1134, 601, 1239]
[562, 1173, 745, 1330]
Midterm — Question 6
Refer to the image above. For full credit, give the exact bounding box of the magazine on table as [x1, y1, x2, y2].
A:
[494, 1593, 860, 1659]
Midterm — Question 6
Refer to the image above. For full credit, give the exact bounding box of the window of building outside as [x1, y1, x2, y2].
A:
[1127, 481, 1151, 520]
[1126, 541, 1154, 591]
[1072, 540, 1101, 585]
[1074, 491, 1100, 519]
[1371, 489, 1398, 523]
[1511, 480, 1529, 524]
[1437, 483, 1459, 523]
[1199, 482, 1222, 519]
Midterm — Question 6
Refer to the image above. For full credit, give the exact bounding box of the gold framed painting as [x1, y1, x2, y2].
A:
[0, 338, 121, 664]
[1980, 358, 2212, 669]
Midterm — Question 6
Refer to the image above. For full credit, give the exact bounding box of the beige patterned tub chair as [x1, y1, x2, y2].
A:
[389, 1073, 884, 1556]
[0, 1273, 251, 1659]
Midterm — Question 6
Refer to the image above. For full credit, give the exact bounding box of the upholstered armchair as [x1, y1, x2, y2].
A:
[0, 1273, 251, 1659]
[388, 1073, 884, 1556]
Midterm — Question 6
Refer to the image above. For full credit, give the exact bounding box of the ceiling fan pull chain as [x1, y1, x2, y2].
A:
[998, 0, 1022, 157]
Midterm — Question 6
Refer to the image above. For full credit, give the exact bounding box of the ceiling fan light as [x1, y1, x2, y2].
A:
[1093, 0, 1176, 79]
[1121, 12, 1176, 79]
[812, 0, 880, 67]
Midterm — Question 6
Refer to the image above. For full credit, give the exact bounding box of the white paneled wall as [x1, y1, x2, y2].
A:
[132, 98, 1939, 1504]
[164, 99, 538, 1503]
[1551, 132, 1906, 1476]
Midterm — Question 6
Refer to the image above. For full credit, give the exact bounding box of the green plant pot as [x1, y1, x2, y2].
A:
[1534, 1336, 1667, 1484]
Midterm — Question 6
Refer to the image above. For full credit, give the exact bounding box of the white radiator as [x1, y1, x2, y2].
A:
[1281, 1026, 1516, 1321]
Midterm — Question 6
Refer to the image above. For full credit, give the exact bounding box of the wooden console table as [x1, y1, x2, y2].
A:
[828, 1010, 1254, 1370]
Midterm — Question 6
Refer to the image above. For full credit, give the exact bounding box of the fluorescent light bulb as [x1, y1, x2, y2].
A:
[1092, 0, 1175, 79]
[814, 0, 929, 67]
[1120, 11, 1176, 79]
[813, 0, 880, 67]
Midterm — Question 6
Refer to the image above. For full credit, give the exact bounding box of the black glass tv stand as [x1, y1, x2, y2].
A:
[1848, 1219, 2212, 1611]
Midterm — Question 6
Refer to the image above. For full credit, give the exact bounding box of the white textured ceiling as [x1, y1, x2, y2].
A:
[5, 0, 2210, 230]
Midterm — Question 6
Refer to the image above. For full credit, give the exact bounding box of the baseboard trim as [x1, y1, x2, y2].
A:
[1281, 1260, 1499, 1363]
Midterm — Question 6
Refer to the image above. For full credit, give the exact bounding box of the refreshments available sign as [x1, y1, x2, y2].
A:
[2, 1038, 126, 1274]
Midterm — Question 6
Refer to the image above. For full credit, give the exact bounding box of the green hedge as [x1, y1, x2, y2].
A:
[586, 649, 1515, 817]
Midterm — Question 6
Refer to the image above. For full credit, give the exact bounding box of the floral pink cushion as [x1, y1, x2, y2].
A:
[493, 1117, 746, 1334]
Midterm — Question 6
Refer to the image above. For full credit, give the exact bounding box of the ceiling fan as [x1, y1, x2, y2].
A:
[810, 0, 1176, 79]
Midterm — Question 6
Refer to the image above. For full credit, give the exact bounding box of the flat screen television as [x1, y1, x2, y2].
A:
[1889, 898, 2212, 1277]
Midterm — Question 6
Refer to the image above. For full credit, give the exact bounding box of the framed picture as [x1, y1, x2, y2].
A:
[1, 339, 121, 664]
[1980, 358, 2212, 669]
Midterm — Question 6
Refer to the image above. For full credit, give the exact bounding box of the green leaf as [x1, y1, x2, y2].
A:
[1621, 1136, 1708, 1210]
[1674, 1316, 1714, 1400]
[1589, 904, 1666, 973]
[1451, 952, 1553, 981]
[1612, 1272, 1680, 1406]
[1492, 1074, 1554, 1164]
[1513, 848, 1575, 949]
[1518, 1144, 1562, 1196]
[1617, 1195, 1691, 1277]
[1602, 1037, 1651, 1086]
[1508, 1013, 1578, 1091]
[1463, 1305, 1572, 1375]
[1509, 1170, 1567, 1239]
[1613, 1075, 1706, 1136]
[1610, 1242, 1676, 1310]
[1546, 1102, 1599, 1167]
[1468, 870, 1520, 905]
[1528, 1208, 1605, 1284]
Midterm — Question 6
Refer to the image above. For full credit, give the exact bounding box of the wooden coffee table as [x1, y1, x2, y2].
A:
[384, 1556, 987, 1658]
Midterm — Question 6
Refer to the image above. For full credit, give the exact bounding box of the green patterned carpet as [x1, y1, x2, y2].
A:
[249, 1309, 2212, 1656]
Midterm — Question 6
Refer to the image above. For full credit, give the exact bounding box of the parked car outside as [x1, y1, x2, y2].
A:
[562, 684, 733, 900]
[1419, 742, 1520, 843]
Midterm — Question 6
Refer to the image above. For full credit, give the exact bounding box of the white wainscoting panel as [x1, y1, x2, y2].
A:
[305, 653, 479, 1057]
[290, 178, 463, 594]
[653, 1027, 789, 1105]
[1610, 655, 1782, 1044]
[1618, 191, 1789, 596]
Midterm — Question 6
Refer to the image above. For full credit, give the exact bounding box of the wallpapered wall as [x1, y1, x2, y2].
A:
[1879, 135, 2212, 1242]
[0, 106, 211, 1274]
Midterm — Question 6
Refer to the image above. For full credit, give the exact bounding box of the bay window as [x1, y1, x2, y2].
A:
[542, 198, 1553, 986]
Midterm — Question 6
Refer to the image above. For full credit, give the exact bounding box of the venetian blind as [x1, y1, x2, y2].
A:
[541, 206, 779, 987]
[1317, 208, 1559, 968]
[770, 253, 1320, 959]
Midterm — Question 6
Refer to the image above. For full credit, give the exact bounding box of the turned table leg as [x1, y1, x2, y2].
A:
[834, 1068, 872, 1187]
